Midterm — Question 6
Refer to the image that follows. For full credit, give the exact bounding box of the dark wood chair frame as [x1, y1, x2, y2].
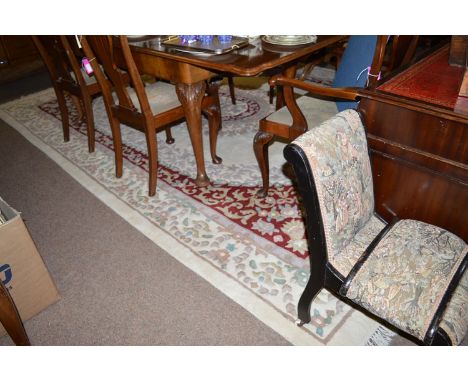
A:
[253, 35, 388, 198]
[283, 114, 468, 346]
[0, 280, 30, 345]
[32, 35, 103, 153]
[80, 35, 221, 196]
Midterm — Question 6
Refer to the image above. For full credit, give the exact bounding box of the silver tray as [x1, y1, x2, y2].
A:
[161, 35, 249, 55]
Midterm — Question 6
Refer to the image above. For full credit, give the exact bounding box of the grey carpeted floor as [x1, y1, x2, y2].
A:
[0, 72, 290, 345]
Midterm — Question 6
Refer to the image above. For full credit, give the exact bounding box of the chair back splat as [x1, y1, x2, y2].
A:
[32, 35, 102, 153]
[284, 110, 468, 345]
[81, 36, 151, 122]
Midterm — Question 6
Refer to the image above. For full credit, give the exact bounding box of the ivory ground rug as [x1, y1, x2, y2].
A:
[0, 75, 399, 345]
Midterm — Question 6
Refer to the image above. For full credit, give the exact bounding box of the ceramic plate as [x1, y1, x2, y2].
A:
[262, 35, 317, 46]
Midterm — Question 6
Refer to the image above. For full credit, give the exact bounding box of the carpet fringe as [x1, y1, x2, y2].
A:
[365, 325, 396, 346]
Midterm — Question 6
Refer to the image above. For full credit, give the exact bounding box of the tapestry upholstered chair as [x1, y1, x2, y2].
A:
[0, 278, 30, 345]
[254, 35, 388, 197]
[32, 35, 104, 153]
[284, 110, 468, 345]
[80, 35, 221, 196]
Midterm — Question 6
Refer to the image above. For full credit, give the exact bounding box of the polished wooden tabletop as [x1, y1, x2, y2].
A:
[126, 35, 346, 76]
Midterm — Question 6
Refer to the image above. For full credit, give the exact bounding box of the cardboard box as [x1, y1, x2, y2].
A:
[0, 197, 59, 337]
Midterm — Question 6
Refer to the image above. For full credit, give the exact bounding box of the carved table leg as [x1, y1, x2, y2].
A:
[206, 78, 223, 131]
[253, 130, 274, 197]
[176, 81, 210, 187]
[204, 80, 223, 164]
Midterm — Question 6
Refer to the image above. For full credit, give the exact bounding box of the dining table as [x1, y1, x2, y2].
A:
[118, 35, 346, 187]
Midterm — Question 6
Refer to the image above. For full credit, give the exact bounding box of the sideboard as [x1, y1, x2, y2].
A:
[358, 44, 467, 241]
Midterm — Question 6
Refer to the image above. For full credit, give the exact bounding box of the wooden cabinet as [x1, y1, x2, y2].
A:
[358, 44, 468, 241]
[0, 36, 44, 84]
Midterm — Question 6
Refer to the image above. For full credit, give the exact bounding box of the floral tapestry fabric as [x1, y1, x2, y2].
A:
[331, 214, 385, 276]
[344, 219, 467, 343]
[439, 268, 468, 345]
[293, 109, 375, 275]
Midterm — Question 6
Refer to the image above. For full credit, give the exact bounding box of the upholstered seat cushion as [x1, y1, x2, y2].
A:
[113, 81, 182, 115]
[342, 219, 467, 344]
[139, 81, 182, 115]
[266, 95, 338, 128]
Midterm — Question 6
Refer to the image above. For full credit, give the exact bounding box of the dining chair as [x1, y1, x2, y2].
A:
[254, 35, 388, 197]
[80, 35, 221, 196]
[0, 279, 30, 345]
[32, 35, 103, 153]
[284, 109, 468, 345]
[386, 35, 420, 72]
